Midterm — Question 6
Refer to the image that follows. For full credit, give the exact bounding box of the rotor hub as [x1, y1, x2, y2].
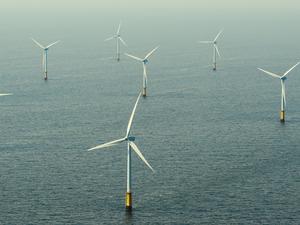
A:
[281, 77, 287, 81]
[127, 136, 135, 141]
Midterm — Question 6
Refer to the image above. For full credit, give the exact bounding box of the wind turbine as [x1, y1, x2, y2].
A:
[199, 29, 223, 71]
[31, 38, 60, 80]
[105, 22, 127, 61]
[258, 62, 300, 122]
[125, 46, 159, 97]
[88, 92, 154, 211]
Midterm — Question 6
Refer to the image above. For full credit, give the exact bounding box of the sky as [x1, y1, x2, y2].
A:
[0, 0, 299, 53]
[1, 0, 299, 28]
[1, 0, 299, 12]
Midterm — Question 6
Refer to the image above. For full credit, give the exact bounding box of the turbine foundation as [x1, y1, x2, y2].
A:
[142, 87, 147, 97]
[280, 111, 285, 122]
[125, 192, 132, 211]
[44, 72, 48, 80]
[213, 63, 217, 71]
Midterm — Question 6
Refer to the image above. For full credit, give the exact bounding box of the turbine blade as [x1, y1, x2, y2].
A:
[31, 38, 45, 49]
[126, 92, 142, 137]
[117, 21, 122, 35]
[282, 62, 300, 78]
[198, 41, 213, 44]
[125, 53, 143, 61]
[42, 52, 45, 67]
[119, 37, 127, 46]
[87, 137, 126, 151]
[144, 46, 159, 60]
[0, 93, 13, 96]
[129, 142, 155, 172]
[214, 29, 223, 42]
[104, 36, 115, 42]
[214, 44, 221, 57]
[257, 68, 281, 79]
[46, 40, 60, 48]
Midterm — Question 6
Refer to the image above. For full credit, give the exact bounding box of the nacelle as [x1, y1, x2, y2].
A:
[281, 77, 287, 81]
[127, 136, 135, 141]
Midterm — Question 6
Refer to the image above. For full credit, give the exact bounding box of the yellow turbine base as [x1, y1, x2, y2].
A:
[125, 192, 132, 210]
[280, 111, 285, 122]
[142, 88, 147, 97]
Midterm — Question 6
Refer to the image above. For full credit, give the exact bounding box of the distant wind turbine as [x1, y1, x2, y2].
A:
[258, 62, 300, 122]
[88, 92, 154, 211]
[31, 38, 60, 80]
[199, 29, 223, 71]
[125, 46, 159, 97]
[105, 22, 127, 61]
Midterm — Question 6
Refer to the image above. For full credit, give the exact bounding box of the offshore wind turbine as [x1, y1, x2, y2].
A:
[32, 38, 60, 80]
[125, 46, 159, 97]
[258, 62, 300, 122]
[199, 29, 223, 71]
[105, 22, 127, 61]
[88, 92, 154, 211]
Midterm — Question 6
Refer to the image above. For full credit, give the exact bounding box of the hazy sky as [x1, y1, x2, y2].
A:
[1, 0, 299, 50]
[1, 0, 299, 11]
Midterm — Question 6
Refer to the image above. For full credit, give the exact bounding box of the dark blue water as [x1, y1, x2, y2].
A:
[1, 17, 300, 224]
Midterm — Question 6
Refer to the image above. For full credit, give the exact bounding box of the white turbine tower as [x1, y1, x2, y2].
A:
[125, 46, 159, 97]
[258, 62, 300, 122]
[105, 22, 127, 61]
[88, 92, 154, 210]
[32, 38, 60, 80]
[199, 29, 223, 71]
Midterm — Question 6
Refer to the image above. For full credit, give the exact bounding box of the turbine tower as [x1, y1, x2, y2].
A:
[125, 46, 159, 97]
[88, 92, 154, 211]
[105, 22, 127, 61]
[258, 62, 300, 122]
[199, 29, 223, 71]
[32, 38, 60, 80]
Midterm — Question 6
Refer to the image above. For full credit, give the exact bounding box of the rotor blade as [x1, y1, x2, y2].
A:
[104, 36, 115, 41]
[129, 142, 155, 172]
[117, 21, 122, 35]
[282, 62, 300, 78]
[87, 137, 126, 151]
[214, 29, 223, 42]
[257, 68, 281, 79]
[126, 92, 142, 137]
[42, 51, 45, 67]
[214, 44, 221, 57]
[46, 40, 60, 48]
[125, 53, 143, 61]
[119, 37, 127, 46]
[0, 93, 13, 96]
[144, 46, 159, 60]
[31, 38, 45, 49]
[198, 41, 213, 44]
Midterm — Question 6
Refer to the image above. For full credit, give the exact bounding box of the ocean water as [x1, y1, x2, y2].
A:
[0, 14, 300, 224]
